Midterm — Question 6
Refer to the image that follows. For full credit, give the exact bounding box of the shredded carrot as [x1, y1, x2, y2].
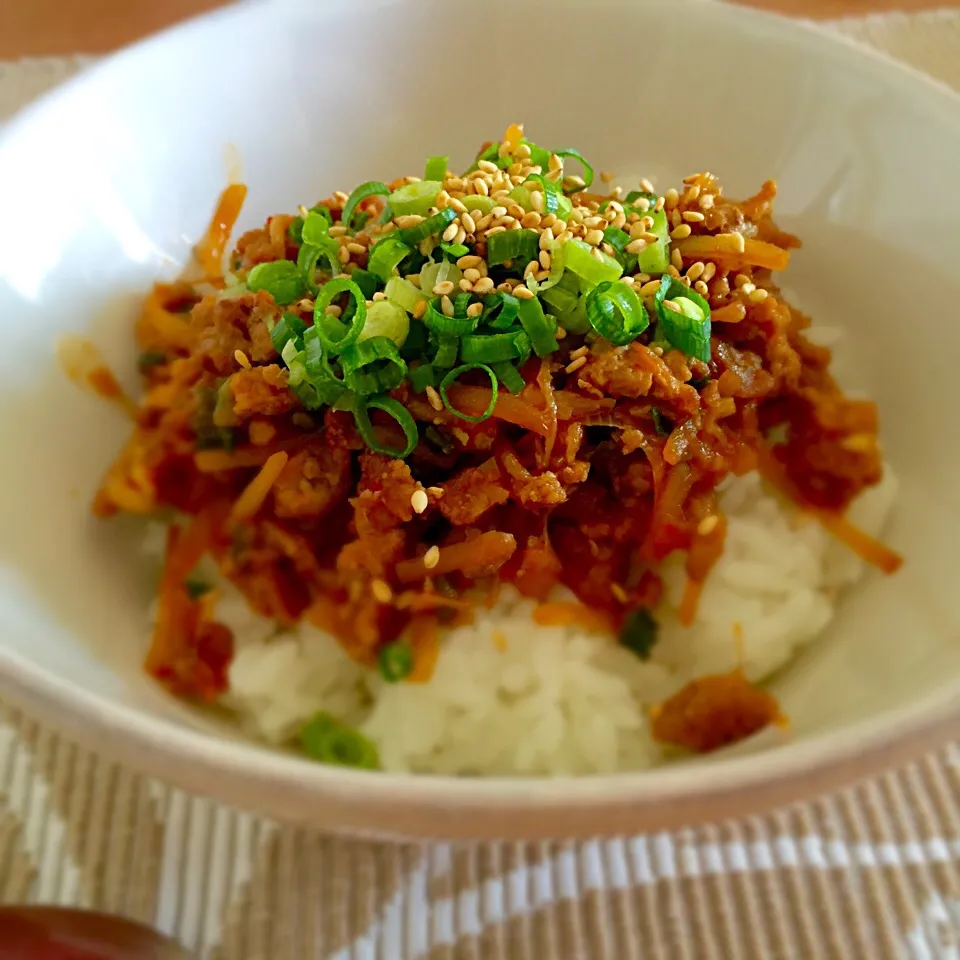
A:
[532, 602, 613, 634]
[396, 531, 516, 582]
[757, 446, 903, 574]
[491, 629, 508, 652]
[230, 451, 288, 523]
[194, 437, 308, 473]
[732, 622, 745, 668]
[446, 385, 549, 435]
[138, 288, 194, 349]
[503, 123, 524, 150]
[195, 183, 247, 280]
[711, 302, 747, 324]
[537, 359, 558, 466]
[407, 615, 440, 683]
[678, 235, 791, 272]
[678, 577, 704, 627]
[57, 337, 136, 417]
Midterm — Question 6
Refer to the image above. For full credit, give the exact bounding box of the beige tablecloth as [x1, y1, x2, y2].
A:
[4, 10, 960, 958]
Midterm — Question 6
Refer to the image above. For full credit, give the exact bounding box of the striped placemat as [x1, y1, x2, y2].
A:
[3, 10, 960, 957]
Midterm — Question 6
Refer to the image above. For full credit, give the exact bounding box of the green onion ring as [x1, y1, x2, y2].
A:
[439, 363, 498, 423]
[312, 278, 367, 354]
[352, 395, 419, 458]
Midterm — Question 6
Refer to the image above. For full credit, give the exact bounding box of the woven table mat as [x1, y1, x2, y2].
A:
[4, 10, 960, 959]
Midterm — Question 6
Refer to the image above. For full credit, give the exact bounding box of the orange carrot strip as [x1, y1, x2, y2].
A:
[678, 577, 704, 627]
[538, 359, 558, 466]
[139, 290, 193, 349]
[711, 302, 747, 324]
[445, 385, 549, 435]
[195, 183, 247, 280]
[532, 602, 613, 634]
[396, 532, 516, 583]
[230, 451, 288, 522]
[817, 512, 903, 575]
[194, 437, 308, 473]
[678, 235, 791, 271]
[407, 615, 440, 683]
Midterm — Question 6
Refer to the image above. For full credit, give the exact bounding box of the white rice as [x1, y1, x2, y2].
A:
[144, 469, 897, 776]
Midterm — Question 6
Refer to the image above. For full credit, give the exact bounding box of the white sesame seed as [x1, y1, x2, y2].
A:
[484, 225, 507, 236]
[523, 260, 539, 279]
[513, 285, 535, 300]
[670, 224, 692, 240]
[411, 489, 429, 514]
[325, 304, 342, 318]
[694, 280, 710, 297]
[460, 213, 476, 235]
[372, 291, 387, 301]
[702, 262, 717, 282]
[697, 515, 719, 538]
[448, 197, 467, 214]
[426, 385, 443, 411]
[473, 277, 495, 295]
[371, 579, 393, 604]
[413, 300, 428, 320]
[442, 222, 459, 242]
[467, 301, 484, 318]
[478, 159, 499, 174]
[539, 250, 552, 270]
[584, 229, 604, 247]
[671, 248, 684, 271]
[394, 214, 423, 229]
[664, 188, 680, 209]
[569, 345, 589, 361]
[459, 279, 473, 292]
[433, 280, 455, 296]
[457, 255, 483, 269]
[453, 226, 467, 246]
[423, 545, 440, 570]
[640, 178, 655, 193]
[670, 209, 682, 229]
[530, 190, 545, 213]
[539, 228, 555, 250]
[626, 238, 648, 255]
[337, 246, 351, 264]
[686, 261, 706, 281]
[683, 211, 706, 223]
[662, 299, 682, 313]
[441, 294, 455, 316]
[473, 178, 489, 197]
[491, 206, 508, 219]
[749, 288, 769, 304]
[565, 355, 588, 374]
[583, 216, 606, 229]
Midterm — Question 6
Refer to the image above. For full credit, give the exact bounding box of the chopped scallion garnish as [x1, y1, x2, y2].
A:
[377, 641, 414, 682]
[395, 208, 457, 248]
[439, 363, 498, 423]
[459, 330, 531, 364]
[585, 280, 649, 346]
[368, 236, 412, 283]
[312, 278, 367, 354]
[554, 147, 595, 194]
[653, 275, 712, 362]
[486, 229, 540, 268]
[341, 181, 390, 230]
[352, 394, 419, 458]
[516, 296, 559, 357]
[388, 180, 442, 217]
[564, 239, 622, 288]
[301, 712, 380, 769]
[619, 608, 658, 660]
[339, 336, 408, 395]
[424, 156, 449, 181]
[245, 259, 305, 305]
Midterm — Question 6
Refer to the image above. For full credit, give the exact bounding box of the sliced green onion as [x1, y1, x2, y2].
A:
[653, 275, 712, 362]
[301, 712, 380, 769]
[138, 350, 166, 370]
[527, 242, 565, 295]
[312, 278, 366, 354]
[487, 229, 540, 268]
[440, 242, 469, 259]
[461, 195, 495, 216]
[624, 190, 658, 207]
[619, 608, 658, 660]
[185, 577, 211, 600]
[452, 292, 472, 316]
[555, 148, 595, 194]
[353, 394, 419, 458]
[408, 363, 437, 392]
[269, 311, 307, 354]
[358, 299, 410, 347]
[651, 408, 672, 437]
[339, 336, 408, 395]
[430, 335, 459, 369]
[424, 156, 449, 181]
[288, 217, 304, 243]
[439, 363, 498, 423]
[585, 280, 650, 346]
[602, 226, 638, 274]
[563, 239, 623, 288]
[516, 296, 559, 357]
[297, 234, 340, 291]
[523, 173, 562, 214]
[459, 329, 531, 364]
[384, 275, 427, 314]
[377, 641, 414, 682]
[635, 208, 671, 276]
[423, 296, 476, 336]
[341, 181, 390, 230]
[395, 208, 456, 247]
[491, 360, 526, 394]
[509, 185, 532, 211]
[419, 260, 463, 296]
[246, 259, 305, 305]
[388, 180, 442, 217]
[349, 267, 381, 300]
[520, 138, 552, 169]
[302, 211, 332, 246]
[556, 194, 573, 220]
[368, 236, 411, 283]
[485, 292, 520, 330]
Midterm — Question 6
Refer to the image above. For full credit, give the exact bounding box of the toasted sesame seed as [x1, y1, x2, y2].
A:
[563, 174, 586, 191]
[507, 203, 526, 220]
[523, 260, 539, 279]
[584, 229, 604, 247]
[666, 265, 681, 279]
[426, 385, 443, 411]
[394, 214, 423, 229]
[234, 349, 251, 369]
[529, 190, 545, 213]
[507, 162, 524, 177]
[600, 170, 615, 184]
[325, 304, 342, 318]
[556, 326, 567, 339]
[371, 579, 393, 604]
[478, 159, 499, 174]
[457, 255, 483, 269]
[671, 224, 692, 241]
[553, 219, 568, 235]
[565, 355, 588, 374]
[639, 231, 659, 244]
[423, 545, 441, 570]
[520, 211, 541, 229]
[447, 196, 467, 214]
[640, 279, 662, 297]
[583, 216, 606, 229]
[654, 197, 665, 212]
[662, 299, 682, 313]
[473, 178, 489, 197]
[455, 212, 475, 235]
[683, 211, 706, 223]
[513, 284, 535, 300]
[372, 291, 387, 302]
[337, 246, 351, 264]
[484, 225, 507, 236]
[539, 228, 555, 250]
[539, 250, 552, 270]
[734, 274, 751, 288]
[684, 184, 702, 202]
[459, 279, 473, 292]
[433, 280, 455, 296]
[702, 262, 717, 282]
[749, 288, 769, 303]
[467, 301, 484, 318]
[441, 295, 455, 317]
[462, 268, 480, 283]
[413, 299, 428, 320]
[640, 178, 655, 193]
[473, 277, 495, 295]
[671, 248, 684, 271]
[697, 515, 719, 537]
[670, 209, 682, 229]
[626, 238, 648, 255]
[569, 345, 589, 361]
[440, 222, 458, 243]
[540, 213, 557, 227]
[664, 188, 680, 209]
[686, 261, 706, 282]
[694, 280, 710, 297]
[611, 583, 629, 603]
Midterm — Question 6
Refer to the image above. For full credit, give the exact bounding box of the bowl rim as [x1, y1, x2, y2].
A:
[3, 0, 960, 835]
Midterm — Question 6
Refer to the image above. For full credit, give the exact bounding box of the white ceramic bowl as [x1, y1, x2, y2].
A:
[1, 0, 959, 841]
